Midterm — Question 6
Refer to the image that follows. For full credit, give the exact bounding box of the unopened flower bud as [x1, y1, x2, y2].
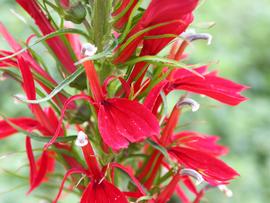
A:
[177, 98, 200, 112]
[58, 0, 86, 24]
[180, 168, 204, 185]
[81, 43, 98, 57]
[75, 131, 88, 147]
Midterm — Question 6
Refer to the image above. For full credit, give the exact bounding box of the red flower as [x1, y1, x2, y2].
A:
[83, 60, 160, 150]
[0, 118, 46, 139]
[26, 137, 56, 193]
[170, 66, 248, 105]
[171, 131, 228, 156]
[16, 0, 76, 73]
[53, 132, 132, 203]
[114, 0, 198, 92]
[98, 98, 160, 150]
[114, 0, 198, 64]
[169, 147, 239, 185]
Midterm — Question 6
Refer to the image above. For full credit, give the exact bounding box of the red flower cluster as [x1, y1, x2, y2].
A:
[0, 0, 247, 202]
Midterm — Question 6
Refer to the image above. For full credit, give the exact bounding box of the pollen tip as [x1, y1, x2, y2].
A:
[75, 131, 88, 147]
[180, 168, 204, 185]
[177, 98, 200, 112]
[181, 29, 213, 45]
[81, 43, 97, 57]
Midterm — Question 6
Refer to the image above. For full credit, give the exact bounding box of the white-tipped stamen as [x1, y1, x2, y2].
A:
[218, 184, 233, 197]
[75, 131, 88, 147]
[181, 29, 196, 39]
[177, 98, 200, 112]
[180, 168, 204, 185]
[181, 29, 213, 45]
[81, 43, 97, 57]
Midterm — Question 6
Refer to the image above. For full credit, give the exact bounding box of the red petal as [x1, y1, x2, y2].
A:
[172, 67, 248, 106]
[0, 50, 17, 67]
[28, 150, 49, 193]
[26, 137, 55, 194]
[114, 0, 198, 64]
[103, 76, 131, 98]
[170, 147, 239, 185]
[172, 131, 228, 156]
[26, 137, 36, 184]
[176, 185, 190, 203]
[144, 80, 169, 111]
[112, 0, 137, 29]
[81, 180, 128, 203]
[0, 117, 44, 139]
[98, 98, 160, 150]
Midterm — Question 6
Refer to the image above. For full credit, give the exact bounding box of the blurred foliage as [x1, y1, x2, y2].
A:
[0, 0, 270, 202]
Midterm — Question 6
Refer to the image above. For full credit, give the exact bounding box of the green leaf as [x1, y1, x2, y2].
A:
[15, 66, 84, 104]
[29, 134, 77, 143]
[143, 33, 178, 40]
[0, 28, 88, 62]
[117, 19, 185, 54]
[113, 0, 135, 23]
[122, 55, 205, 77]
[0, 112, 76, 143]
[118, 0, 144, 43]
[135, 195, 154, 203]
[146, 139, 171, 161]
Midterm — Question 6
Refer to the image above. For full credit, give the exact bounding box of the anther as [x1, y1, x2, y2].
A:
[181, 29, 212, 45]
[180, 168, 204, 185]
[81, 43, 97, 57]
[75, 131, 88, 147]
[176, 98, 200, 112]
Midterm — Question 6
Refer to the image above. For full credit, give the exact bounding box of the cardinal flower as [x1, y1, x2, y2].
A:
[167, 128, 239, 186]
[169, 146, 239, 185]
[83, 58, 160, 150]
[0, 53, 77, 193]
[169, 66, 248, 106]
[56, 44, 160, 151]
[171, 131, 228, 156]
[114, 0, 199, 92]
[114, 0, 199, 64]
[144, 66, 247, 115]
[0, 118, 45, 139]
[53, 131, 138, 203]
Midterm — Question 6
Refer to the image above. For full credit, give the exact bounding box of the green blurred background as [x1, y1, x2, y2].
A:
[0, 0, 270, 202]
